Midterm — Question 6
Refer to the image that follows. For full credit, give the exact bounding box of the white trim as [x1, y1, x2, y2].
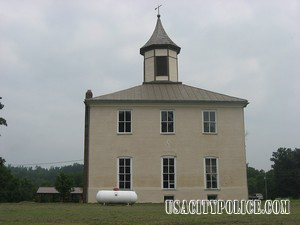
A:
[202, 110, 217, 134]
[161, 157, 163, 189]
[161, 156, 176, 190]
[160, 110, 175, 134]
[117, 157, 133, 190]
[156, 76, 168, 81]
[117, 158, 119, 189]
[203, 157, 219, 190]
[117, 109, 132, 134]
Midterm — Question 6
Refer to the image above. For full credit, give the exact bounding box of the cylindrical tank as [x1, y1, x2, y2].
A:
[96, 190, 138, 204]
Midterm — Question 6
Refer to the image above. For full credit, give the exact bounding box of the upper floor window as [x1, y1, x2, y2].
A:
[156, 56, 168, 76]
[203, 111, 216, 133]
[118, 158, 131, 189]
[118, 110, 131, 133]
[205, 158, 218, 189]
[162, 157, 176, 189]
[161, 110, 174, 134]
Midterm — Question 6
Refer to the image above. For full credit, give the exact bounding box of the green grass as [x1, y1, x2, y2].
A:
[0, 201, 299, 225]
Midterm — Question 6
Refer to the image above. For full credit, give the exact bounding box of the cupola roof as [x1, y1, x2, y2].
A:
[140, 15, 181, 55]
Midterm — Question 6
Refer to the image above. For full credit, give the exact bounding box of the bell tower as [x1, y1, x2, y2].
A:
[140, 14, 181, 83]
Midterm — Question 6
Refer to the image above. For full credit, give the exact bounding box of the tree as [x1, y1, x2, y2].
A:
[0, 157, 14, 202]
[0, 97, 7, 136]
[0, 157, 34, 202]
[0, 97, 7, 127]
[247, 166, 266, 195]
[55, 172, 74, 202]
[0, 157, 5, 166]
[265, 169, 276, 199]
[271, 148, 300, 198]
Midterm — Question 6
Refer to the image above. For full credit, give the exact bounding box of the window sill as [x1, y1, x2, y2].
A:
[202, 132, 218, 135]
[117, 133, 133, 135]
[160, 133, 175, 135]
[204, 188, 220, 191]
[162, 189, 177, 191]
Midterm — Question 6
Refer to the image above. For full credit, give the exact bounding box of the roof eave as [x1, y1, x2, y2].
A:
[85, 99, 249, 107]
[140, 44, 181, 55]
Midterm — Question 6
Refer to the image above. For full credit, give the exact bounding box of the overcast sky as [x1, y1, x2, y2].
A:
[0, 0, 299, 171]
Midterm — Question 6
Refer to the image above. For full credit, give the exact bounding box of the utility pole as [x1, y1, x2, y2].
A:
[264, 171, 268, 200]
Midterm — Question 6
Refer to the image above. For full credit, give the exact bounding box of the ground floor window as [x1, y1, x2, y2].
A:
[118, 158, 131, 189]
[162, 157, 176, 189]
[205, 157, 218, 189]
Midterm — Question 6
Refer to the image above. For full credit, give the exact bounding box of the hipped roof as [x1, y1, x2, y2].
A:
[88, 83, 248, 106]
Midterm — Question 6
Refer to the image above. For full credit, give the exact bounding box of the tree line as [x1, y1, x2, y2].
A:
[248, 147, 300, 199]
[0, 147, 299, 202]
[9, 163, 84, 189]
[0, 157, 83, 202]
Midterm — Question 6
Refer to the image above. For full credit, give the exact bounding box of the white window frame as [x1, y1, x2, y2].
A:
[161, 156, 176, 190]
[117, 110, 132, 134]
[202, 110, 217, 134]
[160, 110, 175, 134]
[117, 157, 132, 190]
[203, 157, 219, 190]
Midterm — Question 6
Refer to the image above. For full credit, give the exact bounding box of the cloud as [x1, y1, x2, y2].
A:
[0, 39, 20, 67]
[0, 0, 299, 171]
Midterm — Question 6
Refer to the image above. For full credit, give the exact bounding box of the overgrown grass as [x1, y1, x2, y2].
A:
[0, 200, 299, 225]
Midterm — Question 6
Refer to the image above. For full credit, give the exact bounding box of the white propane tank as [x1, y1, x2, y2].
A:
[96, 190, 138, 204]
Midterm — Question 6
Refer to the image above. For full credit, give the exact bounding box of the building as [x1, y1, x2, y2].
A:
[36, 187, 83, 202]
[83, 14, 248, 203]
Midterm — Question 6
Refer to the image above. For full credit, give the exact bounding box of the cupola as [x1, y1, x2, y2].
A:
[140, 14, 181, 83]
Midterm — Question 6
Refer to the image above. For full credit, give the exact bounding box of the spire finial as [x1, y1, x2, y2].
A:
[155, 5, 162, 18]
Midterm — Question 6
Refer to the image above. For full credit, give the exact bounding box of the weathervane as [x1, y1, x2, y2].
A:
[155, 5, 162, 17]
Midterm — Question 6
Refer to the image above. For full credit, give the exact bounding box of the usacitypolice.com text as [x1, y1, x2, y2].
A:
[165, 199, 290, 215]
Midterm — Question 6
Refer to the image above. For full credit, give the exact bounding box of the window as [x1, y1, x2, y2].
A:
[161, 111, 174, 133]
[164, 195, 174, 201]
[203, 111, 216, 133]
[207, 195, 218, 200]
[205, 158, 218, 189]
[162, 157, 176, 189]
[156, 56, 168, 76]
[118, 110, 131, 133]
[118, 158, 131, 189]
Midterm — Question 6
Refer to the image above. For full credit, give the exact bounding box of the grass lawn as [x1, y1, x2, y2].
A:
[0, 200, 299, 225]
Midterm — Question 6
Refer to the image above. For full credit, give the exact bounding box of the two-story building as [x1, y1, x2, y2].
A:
[83, 14, 248, 203]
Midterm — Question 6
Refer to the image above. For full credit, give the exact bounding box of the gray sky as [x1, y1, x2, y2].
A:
[0, 0, 299, 171]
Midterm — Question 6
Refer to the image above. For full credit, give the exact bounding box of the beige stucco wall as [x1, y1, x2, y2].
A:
[144, 49, 178, 82]
[155, 49, 168, 56]
[169, 57, 177, 82]
[87, 103, 248, 203]
[144, 57, 154, 82]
